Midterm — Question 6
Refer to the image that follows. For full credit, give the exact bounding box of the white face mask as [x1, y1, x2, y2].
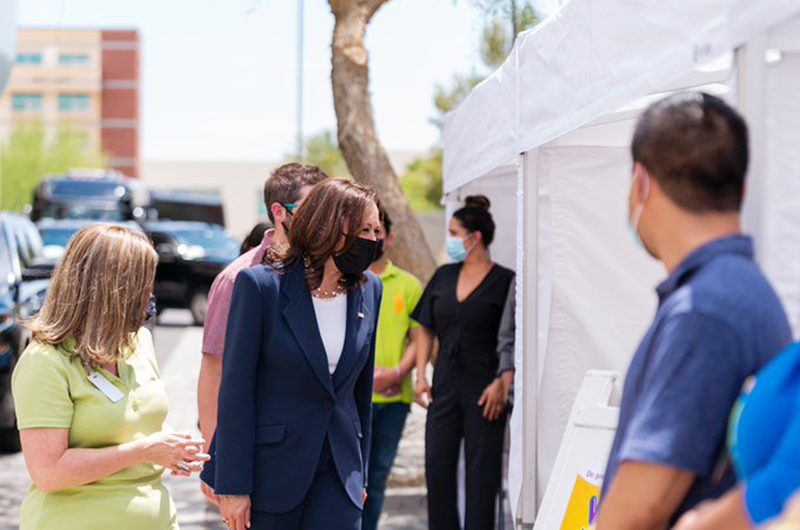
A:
[628, 170, 650, 249]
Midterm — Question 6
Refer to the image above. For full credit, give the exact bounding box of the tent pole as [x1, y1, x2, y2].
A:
[518, 149, 539, 529]
[736, 36, 768, 267]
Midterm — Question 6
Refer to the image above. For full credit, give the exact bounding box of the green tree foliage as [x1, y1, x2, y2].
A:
[292, 4, 540, 213]
[289, 131, 441, 211]
[480, 2, 538, 68]
[399, 149, 442, 212]
[0, 120, 106, 212]
[402, 1, 539, 212]
[301, 130, 351, 178]
[436, 1, 539, 120]
[431, 74, 484, 129]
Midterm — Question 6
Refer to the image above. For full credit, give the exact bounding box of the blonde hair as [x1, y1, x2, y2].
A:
[27, 224, 158, 368]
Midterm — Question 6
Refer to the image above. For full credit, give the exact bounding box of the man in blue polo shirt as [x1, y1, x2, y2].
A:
[596, 92, 791, 530]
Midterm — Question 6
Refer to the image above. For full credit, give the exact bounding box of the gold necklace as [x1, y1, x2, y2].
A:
[311, 284, 345, 299]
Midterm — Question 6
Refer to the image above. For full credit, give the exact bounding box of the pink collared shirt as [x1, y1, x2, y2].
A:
[201, 229, 274, 356]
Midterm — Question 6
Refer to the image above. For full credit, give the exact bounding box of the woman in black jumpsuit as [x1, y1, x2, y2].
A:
[413, 195, 515, 530]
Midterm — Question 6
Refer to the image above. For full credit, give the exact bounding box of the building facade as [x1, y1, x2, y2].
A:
[0, 28, 139, 176]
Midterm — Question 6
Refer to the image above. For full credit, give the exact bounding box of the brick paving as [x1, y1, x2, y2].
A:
[0, 452, 26, 530]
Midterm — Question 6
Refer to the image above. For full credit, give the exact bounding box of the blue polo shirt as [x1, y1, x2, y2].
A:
[602, 235, 791, 521]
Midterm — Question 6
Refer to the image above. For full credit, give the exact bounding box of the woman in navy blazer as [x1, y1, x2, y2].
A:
[201, 179, 383, 530]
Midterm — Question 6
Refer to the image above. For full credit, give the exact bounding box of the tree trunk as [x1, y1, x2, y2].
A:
[328, 0, 438, 283]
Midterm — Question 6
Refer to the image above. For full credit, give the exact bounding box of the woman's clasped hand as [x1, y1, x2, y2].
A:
[140, 431, 209, 477]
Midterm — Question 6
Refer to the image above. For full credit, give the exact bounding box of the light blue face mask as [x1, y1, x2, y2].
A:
[446, 235, 469, 262]
[628, 171, 650, 250]
[627, 222, 644, 249]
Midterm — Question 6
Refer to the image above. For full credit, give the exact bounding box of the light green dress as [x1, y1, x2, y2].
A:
[11, 328, 178, 530]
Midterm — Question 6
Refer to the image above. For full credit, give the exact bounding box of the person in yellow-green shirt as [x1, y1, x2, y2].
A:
[363, 210, 423, 530]
[11, 224, 209, 530]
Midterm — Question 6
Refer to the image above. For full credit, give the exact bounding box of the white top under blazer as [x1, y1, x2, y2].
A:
[311, 294, 348, 374]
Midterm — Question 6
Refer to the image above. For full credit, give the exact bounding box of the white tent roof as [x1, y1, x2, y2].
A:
[443, 0, 800, 194]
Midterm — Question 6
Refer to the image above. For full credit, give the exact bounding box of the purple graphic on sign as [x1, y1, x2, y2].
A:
[589, 495, 599, 526]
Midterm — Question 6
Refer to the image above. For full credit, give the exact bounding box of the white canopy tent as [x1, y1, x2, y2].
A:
[442, 1, 800, 528]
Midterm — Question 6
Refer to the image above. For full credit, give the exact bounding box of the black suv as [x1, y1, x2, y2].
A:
[146, 222, 239, 326]
[0, 214, 49, 452]
[31, 170, 153, 225]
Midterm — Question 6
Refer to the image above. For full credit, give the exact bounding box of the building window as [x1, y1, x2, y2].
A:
[58, 94, 90, 113]
[15, 53, 42, 65]
[11, 93, 43, 112]
[58, 53, 90, 65]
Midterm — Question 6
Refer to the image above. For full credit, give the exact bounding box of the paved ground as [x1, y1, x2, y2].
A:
[0, 310, 428, 530]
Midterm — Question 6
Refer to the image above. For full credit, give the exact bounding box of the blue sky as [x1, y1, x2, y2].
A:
[18, 0, 561, 162]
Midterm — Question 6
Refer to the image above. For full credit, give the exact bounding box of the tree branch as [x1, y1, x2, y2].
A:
[328, 0, 437, 282]
[329, 0, 388, 20]
[365, 0, 391, 20]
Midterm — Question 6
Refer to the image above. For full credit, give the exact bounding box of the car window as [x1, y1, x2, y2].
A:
[9, 219, 45, 267]
[10, 223, 31, 267]
[39, 227, 78, 260]
[40, 228, 76, 248]
[24, 222, 44, 258]
[171, 228, 239, 261]
[38, 203, 125, 222]
[48, 180, 126, 200]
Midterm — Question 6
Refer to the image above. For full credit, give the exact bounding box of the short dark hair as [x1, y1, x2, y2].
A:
[380, 209, 393, 236]
[240, 222, 269, 255]
[263, 163, 328, 223]
[453, 195, 495, 246]
[632, 92, 748, 213]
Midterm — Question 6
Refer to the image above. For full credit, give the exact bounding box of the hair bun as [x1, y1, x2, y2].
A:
[464, 195, 491, 211]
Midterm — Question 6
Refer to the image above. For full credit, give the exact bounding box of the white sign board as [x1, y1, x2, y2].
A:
[533, 371, 621, 530]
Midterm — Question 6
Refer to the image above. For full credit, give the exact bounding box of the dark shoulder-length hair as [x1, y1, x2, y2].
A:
[268, 178, 379, 290]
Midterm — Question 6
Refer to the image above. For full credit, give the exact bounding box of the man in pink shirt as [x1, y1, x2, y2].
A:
[197, 163, 328, 504]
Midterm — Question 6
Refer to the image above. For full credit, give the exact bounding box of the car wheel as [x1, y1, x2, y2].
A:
[190, 291, 209, 327]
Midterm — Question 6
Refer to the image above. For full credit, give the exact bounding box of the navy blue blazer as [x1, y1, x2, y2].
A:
[200, 262, 381, 513]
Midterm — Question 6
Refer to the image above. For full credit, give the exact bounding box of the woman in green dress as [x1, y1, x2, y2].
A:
[11, 224, 209, 529]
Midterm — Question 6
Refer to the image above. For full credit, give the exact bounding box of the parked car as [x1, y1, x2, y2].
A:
[146, 222, 239, 326]
[0, 214, 49, 452]
[36, 219, 144, 275]
[31, 169, 153, 225]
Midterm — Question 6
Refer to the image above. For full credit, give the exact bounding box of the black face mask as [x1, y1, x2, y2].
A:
[334, 237, 379, 276]
[374, 239, 385, 261]
[145, 295, 157, 321]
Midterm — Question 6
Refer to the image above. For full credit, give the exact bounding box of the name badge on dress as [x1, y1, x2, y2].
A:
[88, 372, 125, 403]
